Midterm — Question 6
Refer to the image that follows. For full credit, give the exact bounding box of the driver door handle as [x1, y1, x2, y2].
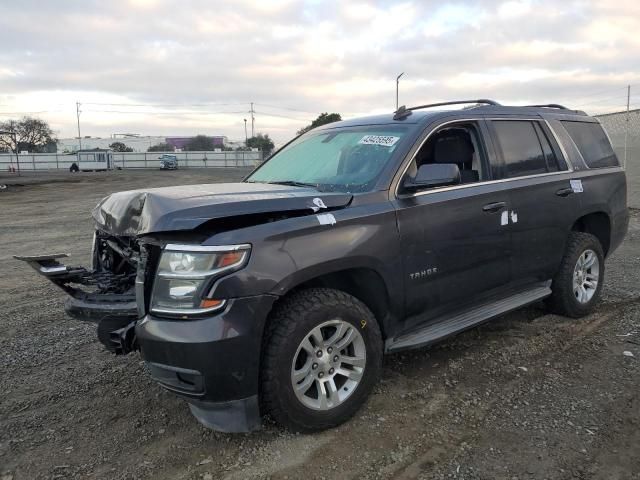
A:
[556, 187, 574, 197]
[482, 201, 507, 213]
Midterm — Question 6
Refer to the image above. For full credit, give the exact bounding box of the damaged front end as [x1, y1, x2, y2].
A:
[15, 231, 157, 355]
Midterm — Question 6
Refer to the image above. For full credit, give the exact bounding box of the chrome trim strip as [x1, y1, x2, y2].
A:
[397, 170, 569, 198]
[165, 243, 251, 252]
[150, 300, 227, 316]
[394, 116, 580, 199]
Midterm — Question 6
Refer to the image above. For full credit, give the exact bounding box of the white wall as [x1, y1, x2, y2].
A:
[0, 150, 262, 172]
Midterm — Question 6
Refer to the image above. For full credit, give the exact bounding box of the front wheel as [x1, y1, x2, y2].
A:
[261, 288, 382, 432]
[547, 232, 605, 318]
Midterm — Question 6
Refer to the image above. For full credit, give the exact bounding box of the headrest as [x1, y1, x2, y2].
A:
[433, 129, 474, 165]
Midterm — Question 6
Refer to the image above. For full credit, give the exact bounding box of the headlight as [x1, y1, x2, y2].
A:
[150, 243, 250, 317]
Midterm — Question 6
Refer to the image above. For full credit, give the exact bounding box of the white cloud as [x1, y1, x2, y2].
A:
[0, 0, 639, 143]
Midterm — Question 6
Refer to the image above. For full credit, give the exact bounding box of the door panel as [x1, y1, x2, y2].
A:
[506, 176, 579, 283]
[486, 119, 579, 283]
[394, 185, 512, 332]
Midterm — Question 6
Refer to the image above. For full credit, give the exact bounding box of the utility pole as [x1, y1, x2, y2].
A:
[250, 102, 255, 138]
[76, 102, 83, 151]
[625, 84, 630, 168]
[244, 118, 248, 145]
[396, 72, 404, 110]
[13, 131, 19, 176]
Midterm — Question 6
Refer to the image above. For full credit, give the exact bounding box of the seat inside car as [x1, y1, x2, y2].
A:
[410, 127, 480, 184]
[431, 129, 479, 183]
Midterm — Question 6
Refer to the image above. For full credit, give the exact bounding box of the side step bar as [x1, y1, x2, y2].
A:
[386, 284, 552, 353]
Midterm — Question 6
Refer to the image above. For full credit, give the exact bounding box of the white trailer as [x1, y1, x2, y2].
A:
[70, 149, 115, 172]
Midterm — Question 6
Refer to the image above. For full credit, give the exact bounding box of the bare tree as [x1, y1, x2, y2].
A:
[0, 117, 57, 153]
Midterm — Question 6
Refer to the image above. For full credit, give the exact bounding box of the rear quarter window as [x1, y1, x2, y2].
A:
[561, 121, 619, 168]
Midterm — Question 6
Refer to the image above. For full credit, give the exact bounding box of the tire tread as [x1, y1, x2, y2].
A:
[261, 288, 381, 432]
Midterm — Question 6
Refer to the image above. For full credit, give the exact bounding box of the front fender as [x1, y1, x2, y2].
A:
[205, 199, 403, 315]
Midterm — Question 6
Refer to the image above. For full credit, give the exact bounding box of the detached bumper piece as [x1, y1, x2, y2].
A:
[188, 396, 261, 433]
[14, 253, 139, 354]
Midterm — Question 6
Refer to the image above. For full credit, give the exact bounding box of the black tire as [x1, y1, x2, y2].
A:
[547, 232, 605, 318]
[261, 288, 383, 432]
[69, 163, 79, 173]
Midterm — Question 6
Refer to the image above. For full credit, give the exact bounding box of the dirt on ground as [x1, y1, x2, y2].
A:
[1, 169, 639, 480]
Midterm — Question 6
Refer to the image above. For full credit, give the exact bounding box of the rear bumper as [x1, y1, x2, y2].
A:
[136, 294, 278, 432]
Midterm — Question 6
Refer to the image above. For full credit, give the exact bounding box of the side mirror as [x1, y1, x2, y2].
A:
[403, 163, 461, 191]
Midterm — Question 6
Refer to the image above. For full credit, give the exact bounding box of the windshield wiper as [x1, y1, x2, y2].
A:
[267, 180, 320, 189]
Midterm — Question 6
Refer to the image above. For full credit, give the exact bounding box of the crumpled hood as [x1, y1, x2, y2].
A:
[92, 182, 353, 236]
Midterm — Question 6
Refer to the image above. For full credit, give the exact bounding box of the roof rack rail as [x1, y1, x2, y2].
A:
[393, 99, 501, 120]
[524, 104, 569, 110]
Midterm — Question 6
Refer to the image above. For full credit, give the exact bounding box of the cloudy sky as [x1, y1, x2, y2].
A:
[1, 0, 639, 144]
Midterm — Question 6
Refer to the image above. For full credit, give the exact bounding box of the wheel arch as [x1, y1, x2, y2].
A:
[571, 211, 612, 256]
[269, 266, 395, 341]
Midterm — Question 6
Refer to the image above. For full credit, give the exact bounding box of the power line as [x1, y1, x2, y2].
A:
[81, 109, 247, 115]
[564, 86, 628, 102]
[254, 110, 310, 121]
[82, 101, 247, 107]
[574, 95, 629, 108]
[0, 110, 53, 115]
[254, 102, 317, 114]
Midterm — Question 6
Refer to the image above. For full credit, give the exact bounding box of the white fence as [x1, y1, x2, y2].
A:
[0, 150, 262, 172]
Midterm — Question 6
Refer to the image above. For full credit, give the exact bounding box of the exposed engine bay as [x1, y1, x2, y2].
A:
[15, 230, 150, 355]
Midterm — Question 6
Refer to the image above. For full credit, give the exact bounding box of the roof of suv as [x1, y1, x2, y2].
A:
[319, 100, 592, 130]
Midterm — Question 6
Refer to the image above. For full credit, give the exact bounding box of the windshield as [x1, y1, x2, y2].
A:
[246, 126, 410, 192]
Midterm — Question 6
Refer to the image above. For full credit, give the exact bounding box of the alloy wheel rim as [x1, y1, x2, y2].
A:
[573, 249, 599, 304]
[291, 319, 366, 411]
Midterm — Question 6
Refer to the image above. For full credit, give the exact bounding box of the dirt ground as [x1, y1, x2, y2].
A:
[1, 169, 639, 480]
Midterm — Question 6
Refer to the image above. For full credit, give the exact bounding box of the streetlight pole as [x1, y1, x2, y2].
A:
[396, 72, 404, 111]
[250, 102, 255, 138]
[244, 118, 248, 146]
[76, 102, 83, 151]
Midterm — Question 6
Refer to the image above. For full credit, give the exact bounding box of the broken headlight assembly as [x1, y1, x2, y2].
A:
[150, 244, 251, 317]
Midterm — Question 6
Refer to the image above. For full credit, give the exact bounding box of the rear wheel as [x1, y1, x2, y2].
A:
[547, 232, 604, 318]
[261, 288, 382, 432]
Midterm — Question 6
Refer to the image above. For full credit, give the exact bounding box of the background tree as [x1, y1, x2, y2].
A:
[184, 135, 215, 151]
[109, 141, 134, 152]
[246, 133, 275, 157]
[147, 142, 175, 152]
[0, 116, 58, 153]
[296, 113, 342, 136]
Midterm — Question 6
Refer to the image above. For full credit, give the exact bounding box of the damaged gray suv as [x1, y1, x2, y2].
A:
[18, 100, 628, 433]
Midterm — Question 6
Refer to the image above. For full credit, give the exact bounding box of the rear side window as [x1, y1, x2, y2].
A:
[561, 121, 619, 168]
[492, 120, 559, 178]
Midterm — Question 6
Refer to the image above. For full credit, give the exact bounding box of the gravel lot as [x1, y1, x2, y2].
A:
[1, 169, 639, 480]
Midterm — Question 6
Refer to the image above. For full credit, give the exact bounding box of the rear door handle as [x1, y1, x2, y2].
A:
[482, 201, 507, 213]
[556, 187, 574, 197]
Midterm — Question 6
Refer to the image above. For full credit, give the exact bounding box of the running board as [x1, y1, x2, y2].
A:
[386, 284, 552, 353]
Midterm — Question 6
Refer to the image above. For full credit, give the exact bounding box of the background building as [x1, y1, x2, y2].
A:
[57, 134, 229, 153]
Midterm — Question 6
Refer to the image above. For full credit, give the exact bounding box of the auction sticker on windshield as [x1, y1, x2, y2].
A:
[358, 135, 400, 147]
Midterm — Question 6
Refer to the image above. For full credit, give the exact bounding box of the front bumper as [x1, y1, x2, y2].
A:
[136, 294, 278, 432]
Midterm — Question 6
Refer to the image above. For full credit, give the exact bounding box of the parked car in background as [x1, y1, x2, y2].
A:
[18, 99, 628, 434]
[159, 154, 178, 170]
